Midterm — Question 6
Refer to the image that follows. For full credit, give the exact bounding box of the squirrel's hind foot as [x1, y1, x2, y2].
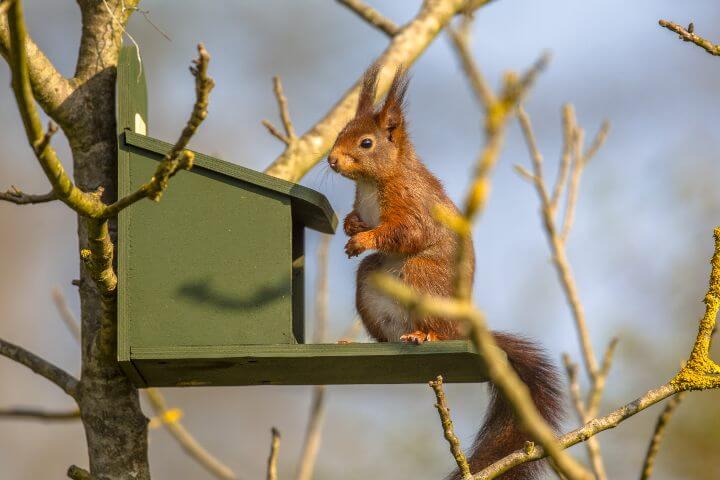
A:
[400, 330, 440, 344]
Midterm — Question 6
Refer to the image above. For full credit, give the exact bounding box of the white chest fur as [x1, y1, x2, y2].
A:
[355, 180, 381, 228]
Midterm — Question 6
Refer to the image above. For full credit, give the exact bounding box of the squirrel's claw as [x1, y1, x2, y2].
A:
[400, 331, 441, 344]
[345, 231, 375, 258]
[344, 213, 370, 237]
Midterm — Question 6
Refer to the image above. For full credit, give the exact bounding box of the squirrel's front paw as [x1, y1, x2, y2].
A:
[345, 231, 375, 257]
[344, 213, 369, 236]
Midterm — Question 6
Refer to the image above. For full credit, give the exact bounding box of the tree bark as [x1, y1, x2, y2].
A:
[70, 2, 150, 478]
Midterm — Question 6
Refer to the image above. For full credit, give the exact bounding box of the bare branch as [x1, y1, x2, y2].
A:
[0, 407, 79, 421]
[262, 120, 291, 145]
[4, 0, 104, 217]
[267, 427, 281, 480]
[337, 0, 400, 37]
[447, 15, 495, 109]
[372, 274, 592, 480]
[51, 287, 235, 480]
[475, 384, 679, 479]
[0, 3, 75, 122]
[586, 337, 619, 417]
[273, 76, 296, 140]
[517, 107, 600, 380]
[264, 0, 489, 182]
[672, 227, 720, 389]
[479, 226, 720, 477]
[295, 235, 331, 480]
[658, 20, 720, 56]
[52, 287, 81, 340]
[448, 52, 550, 301]
[0, 185, 55, 205]
[145, 389, 237, 480]
[562, 355, 606, 480]
[550, 104, 576, 210]
[429, 375, 472, 480]
[0, 337, 79, 400]
[263, 76, 297, 146]
[639, 392, 687, 480]
[294, 386, 325, 480]
[104, 43, 215, 216]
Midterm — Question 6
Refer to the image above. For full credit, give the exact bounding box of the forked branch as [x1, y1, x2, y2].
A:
[264, 0, 494, 182]
[372, 274, 592, 480]
[5, 0, 104, 217]
[263, 76, 297, 146]
[104, 43, 215, 216]
[476, 227, 720, 477]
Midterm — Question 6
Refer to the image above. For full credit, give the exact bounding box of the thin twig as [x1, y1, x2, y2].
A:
[267, 427, 281, 480]
[0, 337, 79, 399]
[477, 227, 720, 478]
[550, 104, 576, 210]
[586, 337, 619, 417]
[517, 107, 600, 380]
[52, 288, 81, 340]
[336, 0, 400, 37]
[263, 76, 297, 146]
[5, 1, 104, 216]
[639, 392, 687, 480]
[372, 274, 592, 480]
[262, 120, 290, 145]
[295, 235, 331, 480]
[264, 0, 496, 182]
[294, 386, 325, 480]
[50, 288, 236, 480]
[658, 20, 720, 56]
[563, 355, 606, 480]
[104, 43, 214, 214]
[447, 14, 495, 109]
[429, 376, 472, 480]
[0, 186, 55, 205]
[517, 106, 613, 479]
[445, 49, 550, 300]
[145, 389, 237, 480]
[0, 407, 79, 421]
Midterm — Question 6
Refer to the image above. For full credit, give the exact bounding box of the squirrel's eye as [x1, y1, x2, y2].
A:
[360, 138, 373, 149]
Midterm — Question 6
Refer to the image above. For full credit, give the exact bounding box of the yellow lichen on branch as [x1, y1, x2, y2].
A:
[672, 227, 720, 390]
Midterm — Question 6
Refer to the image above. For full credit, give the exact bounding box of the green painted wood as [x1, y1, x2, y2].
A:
[122, 145, 297, 350]
[130, 341, 492, 386]
[124, 131, 337, 235]
[117, 45, 149, 385]
[115, 43, 491, 389]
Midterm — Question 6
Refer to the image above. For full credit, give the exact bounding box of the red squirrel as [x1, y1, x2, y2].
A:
[327, 66, 563, 479]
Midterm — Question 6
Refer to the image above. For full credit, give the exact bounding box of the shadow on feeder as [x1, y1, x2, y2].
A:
[115, 45, 492, 388]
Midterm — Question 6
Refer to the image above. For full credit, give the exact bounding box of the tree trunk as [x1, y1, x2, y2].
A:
[69, 2, 150, 478]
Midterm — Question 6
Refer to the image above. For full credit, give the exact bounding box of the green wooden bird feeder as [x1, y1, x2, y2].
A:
[116, 46, 490, 387]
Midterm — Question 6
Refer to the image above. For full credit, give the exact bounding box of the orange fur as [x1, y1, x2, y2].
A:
[328, 66, 563, 479]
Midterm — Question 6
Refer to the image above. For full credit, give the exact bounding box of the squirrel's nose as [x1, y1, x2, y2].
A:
[327, 154, 339, 171]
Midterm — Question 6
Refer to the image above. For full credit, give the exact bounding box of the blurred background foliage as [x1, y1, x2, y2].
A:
[1, 1, 719, 479]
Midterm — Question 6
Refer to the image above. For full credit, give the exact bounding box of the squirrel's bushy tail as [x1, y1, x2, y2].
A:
[448, 332, 564, 480]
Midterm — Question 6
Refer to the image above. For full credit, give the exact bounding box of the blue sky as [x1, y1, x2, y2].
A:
[1, 1, 719, 478]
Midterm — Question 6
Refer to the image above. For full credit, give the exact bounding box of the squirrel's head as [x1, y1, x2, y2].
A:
[327, 65, 409, 181]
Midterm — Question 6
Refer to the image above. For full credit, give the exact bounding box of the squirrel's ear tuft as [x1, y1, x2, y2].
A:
[378, 66, 410, 140]
[356, 64, 380, 117]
